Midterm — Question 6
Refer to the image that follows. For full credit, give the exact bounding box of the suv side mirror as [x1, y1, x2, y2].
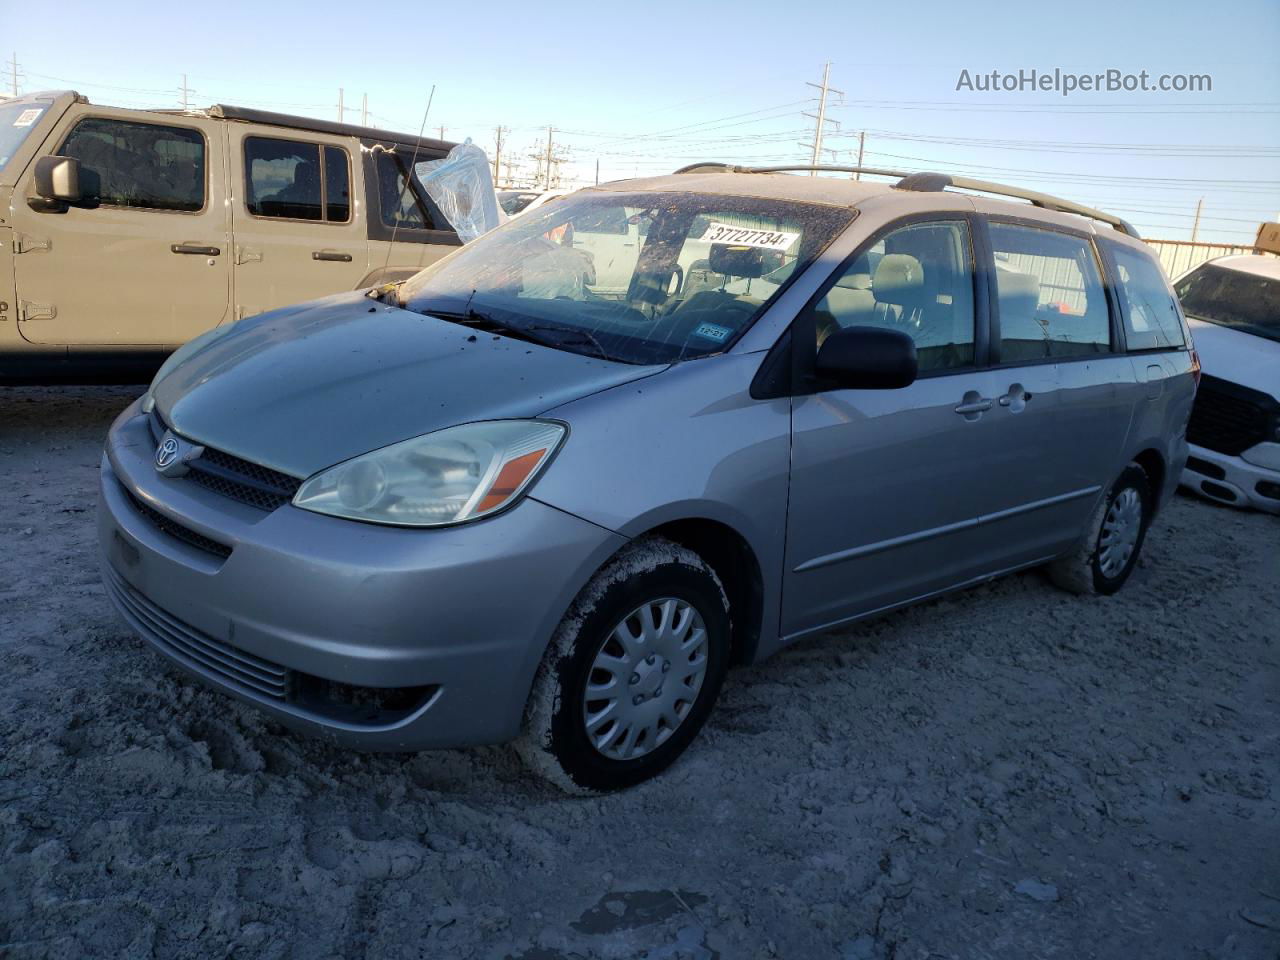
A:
[34, 155, 82, 202]
[815, 325, 918, 390]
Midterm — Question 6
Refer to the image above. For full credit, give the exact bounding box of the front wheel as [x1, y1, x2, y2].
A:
[1048, 463, 1153, 596]
[515, 538, 731, 792]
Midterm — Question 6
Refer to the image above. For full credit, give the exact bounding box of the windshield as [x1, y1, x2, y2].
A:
[400, 190, 854, 364]
[498, 191, 542, 215]
[1176, 263, 1280, 344]
[0, 99, 51, 173]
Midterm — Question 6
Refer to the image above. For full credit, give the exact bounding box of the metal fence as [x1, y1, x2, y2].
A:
[1143, 239, 1268, 279]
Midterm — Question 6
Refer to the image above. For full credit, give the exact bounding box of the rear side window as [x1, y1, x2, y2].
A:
[324, 145, 350, 222]
[990, 222, 1110, 361]
[245, 137, 350, 223]
[59, 117, 204, 212]
[1112, 246, 1185, 350]
[375, 151, 436, 230]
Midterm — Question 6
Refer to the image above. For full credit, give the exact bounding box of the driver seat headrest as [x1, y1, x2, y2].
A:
[872, 254, 925, 307]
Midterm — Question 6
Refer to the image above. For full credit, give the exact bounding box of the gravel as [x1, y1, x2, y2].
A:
[1, 385, 1277, 960]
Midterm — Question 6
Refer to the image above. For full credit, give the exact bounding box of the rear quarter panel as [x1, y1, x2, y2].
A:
[1129, 351, 1196, 508]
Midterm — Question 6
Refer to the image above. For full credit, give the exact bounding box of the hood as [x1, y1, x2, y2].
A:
[1187, 317, 1280, 400]
[153, 291, 665, 478]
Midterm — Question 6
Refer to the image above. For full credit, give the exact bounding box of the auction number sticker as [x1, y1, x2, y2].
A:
[12, 108, 43, 127]
[700, 222, 799, 251]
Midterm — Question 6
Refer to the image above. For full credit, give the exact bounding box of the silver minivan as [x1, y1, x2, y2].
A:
[97, 166, 1197, 790]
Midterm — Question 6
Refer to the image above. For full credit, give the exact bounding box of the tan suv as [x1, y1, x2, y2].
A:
[0, 90, 461, 384]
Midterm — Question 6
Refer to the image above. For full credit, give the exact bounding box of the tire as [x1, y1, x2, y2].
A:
[515, 537, 731, 793]
[1048, 463, 1153, 596]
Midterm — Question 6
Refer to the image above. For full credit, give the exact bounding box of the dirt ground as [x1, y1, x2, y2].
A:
[1, 385, 1277, 960]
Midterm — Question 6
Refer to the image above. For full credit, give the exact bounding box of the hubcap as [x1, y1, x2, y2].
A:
[1098, 486, 1143, 578]
[582, 598, 708, 761]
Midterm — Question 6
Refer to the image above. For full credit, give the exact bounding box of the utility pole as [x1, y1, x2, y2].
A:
[179, 74, 194, 112]
[528, 130, 566, 189]
[595, 158, 600, 186]
[855, 131, 865, 180]
[361, 93, 368, 126]
[337, 88, 344, 123]
[803, 62, 842, 176]
[438, 125, 446, 141]
[1191, 196, 1204, 243]
[545, 127, 555, 189]
[492, 126, 507, 184]
[9, 52, 20, 98]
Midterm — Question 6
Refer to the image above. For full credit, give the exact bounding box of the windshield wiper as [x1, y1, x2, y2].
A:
[420, 303, 618, 362]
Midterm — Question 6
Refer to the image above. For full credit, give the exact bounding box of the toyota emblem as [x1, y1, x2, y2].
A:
[155, 436, 180, 469]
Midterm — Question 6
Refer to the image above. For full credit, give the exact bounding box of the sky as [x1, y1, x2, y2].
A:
[3, 0, 1278, 244]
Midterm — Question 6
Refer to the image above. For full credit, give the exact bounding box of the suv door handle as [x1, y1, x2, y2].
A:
[312, 250, 353, 262]
[171, 243, 220, 256]
[954, 398, 993, 416]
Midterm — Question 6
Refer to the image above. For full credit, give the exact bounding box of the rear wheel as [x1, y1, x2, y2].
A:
[1048, 463, 1153, 596]
[516, 538, 730, 792]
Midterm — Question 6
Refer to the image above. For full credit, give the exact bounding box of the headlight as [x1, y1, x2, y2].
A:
[292, 420, 566, 527]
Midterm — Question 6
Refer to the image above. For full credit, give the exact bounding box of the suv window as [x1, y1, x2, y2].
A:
[990, 223, 1110, 361]
[375, 151, 436, 230]
[813, 219, 976, 372]
[1112, 246, 1185, 350]
[245, 137, 350, 223]
[59, 117, 204, 212]
[323, 145, 351, 222]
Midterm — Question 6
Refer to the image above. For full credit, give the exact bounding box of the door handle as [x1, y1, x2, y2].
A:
[954, 398, 993, 416]
[312, 250, 353, 262]
[171, 243, 220, 256]
[997, 383, 1033, 411]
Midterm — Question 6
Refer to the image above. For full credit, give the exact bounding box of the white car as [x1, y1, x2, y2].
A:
[496, 188, 572, 217]
[1175, 254, 1280, 513]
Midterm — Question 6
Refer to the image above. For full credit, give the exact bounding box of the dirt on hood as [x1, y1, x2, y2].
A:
[1, 386, 1277, 960]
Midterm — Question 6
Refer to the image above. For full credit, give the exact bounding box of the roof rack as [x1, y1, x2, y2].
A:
[672, 162, 1139, 238]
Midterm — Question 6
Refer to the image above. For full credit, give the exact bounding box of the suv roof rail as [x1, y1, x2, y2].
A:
[672, 162, 1140, 238]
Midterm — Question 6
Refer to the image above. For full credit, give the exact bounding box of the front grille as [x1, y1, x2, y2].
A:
[1187, 375, 1275, 456]
[125, 489, 232, 560]
[104, 566, 291, 700]
[150, 410, 303, 511]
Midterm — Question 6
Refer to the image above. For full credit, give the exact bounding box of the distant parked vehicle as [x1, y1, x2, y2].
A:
[99, 164, 1195, 790]
[1175, 254, 1280, 513]
[497, 188, 571, 217]
[0, 91, 462, 384]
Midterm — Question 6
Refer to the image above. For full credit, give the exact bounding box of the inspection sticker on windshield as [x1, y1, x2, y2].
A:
[701, 222, 798, 251]
[693, 322, 732, 343]
[12, 109, 43, 128]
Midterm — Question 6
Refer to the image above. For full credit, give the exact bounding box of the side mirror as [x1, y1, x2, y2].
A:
[815, 325, 918, 390]
[34, 155, 82, 202]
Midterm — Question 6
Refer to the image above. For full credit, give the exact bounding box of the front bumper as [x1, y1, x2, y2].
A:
[97, 400, 626, 750]
[1179, 441, 1280, 514]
